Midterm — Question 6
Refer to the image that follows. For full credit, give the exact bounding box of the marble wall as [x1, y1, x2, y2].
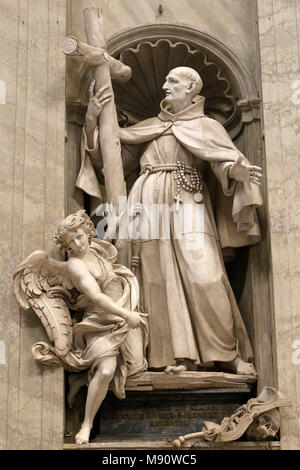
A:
[0, 0, 66, 449]
[1, 0, 299, 450]
[257, 0, 300, 450]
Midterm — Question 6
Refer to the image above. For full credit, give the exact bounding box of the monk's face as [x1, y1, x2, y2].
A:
[162, 70, 193, 111]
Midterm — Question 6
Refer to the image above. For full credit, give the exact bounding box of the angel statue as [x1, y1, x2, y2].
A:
[13, 210, 148, 445]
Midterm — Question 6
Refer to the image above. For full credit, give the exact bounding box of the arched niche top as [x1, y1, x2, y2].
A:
[107, 24, 257, 96]
[70, 24, 258, 134]
[113, 39, 236, 126]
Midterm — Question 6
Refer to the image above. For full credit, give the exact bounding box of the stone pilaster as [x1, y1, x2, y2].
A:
[0, 0, 66, 449]
[257, 0, 300, 450]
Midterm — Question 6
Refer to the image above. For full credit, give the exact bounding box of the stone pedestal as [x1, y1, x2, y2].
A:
[94, 388, 251, 442]
[64, 372, 255, 446]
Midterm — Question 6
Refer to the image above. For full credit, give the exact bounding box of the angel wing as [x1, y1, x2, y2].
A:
[13, 250, 75, 357]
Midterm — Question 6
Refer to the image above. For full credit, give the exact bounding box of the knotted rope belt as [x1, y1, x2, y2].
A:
[140, 163, 188, 174]
[141, 161, 203, 206]
[130, 161, 204, 273]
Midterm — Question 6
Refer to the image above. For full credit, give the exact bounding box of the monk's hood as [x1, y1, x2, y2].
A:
[158, 95, 205, 122]
[119, 95, 239, 163]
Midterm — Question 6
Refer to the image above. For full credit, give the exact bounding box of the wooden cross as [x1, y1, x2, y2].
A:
[63, 7, 131, 215]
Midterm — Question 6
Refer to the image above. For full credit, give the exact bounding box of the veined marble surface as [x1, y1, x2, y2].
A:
[0, 0, 66, 450]
[257, 0, 300, 450]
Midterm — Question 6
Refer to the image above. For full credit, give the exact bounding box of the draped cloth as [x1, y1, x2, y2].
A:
[32, 239, 148, 399]
[76, 96, 263, 369]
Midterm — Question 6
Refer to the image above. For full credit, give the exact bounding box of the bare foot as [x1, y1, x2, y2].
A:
[75, 423, 91, 445]
[67, 373, 88, 409]
[164, 364, 187, 374]
[221, 356, 257, 376]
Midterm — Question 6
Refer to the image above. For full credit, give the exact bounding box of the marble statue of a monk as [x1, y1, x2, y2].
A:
[76, 66, 263, 375]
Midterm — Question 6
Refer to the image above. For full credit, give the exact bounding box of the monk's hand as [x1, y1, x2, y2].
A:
[86, 79, 112, 122]
[125, 311, 148, 329]
[229, 155, 263, 185]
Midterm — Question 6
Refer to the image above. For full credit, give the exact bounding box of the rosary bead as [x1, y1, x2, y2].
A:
[174, 161, 203, 201]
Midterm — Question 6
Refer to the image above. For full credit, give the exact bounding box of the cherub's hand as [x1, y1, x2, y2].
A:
[86, 79, 112, 121]
[229, 155, 263, 185]
[125, 311, 148, 329]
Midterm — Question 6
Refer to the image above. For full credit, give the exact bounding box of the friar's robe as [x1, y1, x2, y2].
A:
[76, 96, 263, 368]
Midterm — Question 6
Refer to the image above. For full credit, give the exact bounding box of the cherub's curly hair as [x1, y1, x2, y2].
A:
[54, 210, 96, 250]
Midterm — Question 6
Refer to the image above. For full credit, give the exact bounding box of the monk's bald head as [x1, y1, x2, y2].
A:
[162, 67, 203, 113]
[169, 67, 203, 97]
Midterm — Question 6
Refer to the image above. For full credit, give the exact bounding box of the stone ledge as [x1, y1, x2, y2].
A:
[124, 371, 257, 391]
[64, 440, 280, 450]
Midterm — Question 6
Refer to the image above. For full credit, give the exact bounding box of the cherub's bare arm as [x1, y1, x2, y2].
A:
[66, 258, 145, 328]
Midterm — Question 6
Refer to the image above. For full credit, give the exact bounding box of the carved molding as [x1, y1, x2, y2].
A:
[238, 98, 261, 123]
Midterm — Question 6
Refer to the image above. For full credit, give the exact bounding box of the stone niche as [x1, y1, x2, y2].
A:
[64, 23, 275, 446]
